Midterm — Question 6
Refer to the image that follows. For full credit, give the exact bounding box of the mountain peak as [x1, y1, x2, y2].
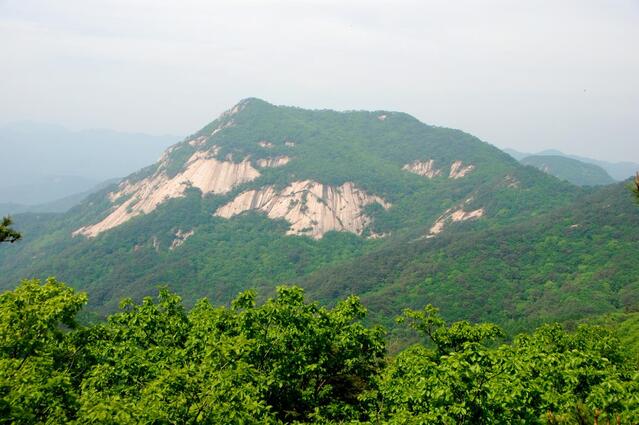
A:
[69, 100, 535, 240]
[236, 97, 271, 106]
[225, 97, 275, 115]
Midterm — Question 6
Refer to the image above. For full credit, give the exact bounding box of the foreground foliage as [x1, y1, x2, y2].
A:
[1, 279, 638, 424]
[0, 216, 20, 244]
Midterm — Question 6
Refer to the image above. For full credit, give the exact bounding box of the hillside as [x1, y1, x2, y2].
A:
[520, 154, 615, 186]
[301, 181, 639, 334]
[1, 99, 635, 333]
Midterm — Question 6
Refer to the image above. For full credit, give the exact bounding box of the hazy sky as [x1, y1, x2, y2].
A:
[1, 0, 637, 163]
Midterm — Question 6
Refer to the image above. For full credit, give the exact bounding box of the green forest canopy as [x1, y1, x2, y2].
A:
[1, 278, 638, 424]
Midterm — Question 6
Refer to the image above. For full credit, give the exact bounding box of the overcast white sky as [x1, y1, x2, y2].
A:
[1, 0, 637, 163]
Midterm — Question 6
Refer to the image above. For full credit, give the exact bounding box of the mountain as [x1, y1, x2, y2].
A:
[0, 175, 100, 206]
[502, 148, 529, 161]
[0, 179, 120, 216]
[537, 149, 639, 181]
[504, 148, 638, 181]
[0, 122, 179, 205]
[0, 99, 636, 334]
[520, 154, 615, 186]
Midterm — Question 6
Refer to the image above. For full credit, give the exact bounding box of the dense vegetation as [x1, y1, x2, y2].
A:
[520, 155, 615, 186]
[0, 100, 636, 335]
[301, 181, 639, 334]
[1, 278, 638, 424]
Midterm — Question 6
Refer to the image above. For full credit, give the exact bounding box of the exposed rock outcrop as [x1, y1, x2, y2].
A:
[188, 136, 207, 147]
[210, 118, 235, 137]
[449, 160, 475, 179]
[74, 148, 260, 238]
[215, 180, 391, 239]
[256, 156, 291, 168]
[503, 175, 520, 188]
[403, 160, 441, 178]
[204, 100, 248, 138]
[258, 141, 274, 148]
[151, 236, 160, 252]
[170, 229, 194, 250]
[427, 204, 485, 238]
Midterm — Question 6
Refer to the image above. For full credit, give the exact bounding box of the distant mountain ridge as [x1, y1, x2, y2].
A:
[520, 155, 615, 186]
[0, 174, 99, 206]
[0, 179, 119, 216]
[0, 122, 179, 205]
[504, 148, 638, 181]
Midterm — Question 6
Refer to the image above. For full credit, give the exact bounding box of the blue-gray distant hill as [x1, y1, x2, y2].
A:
[0, 122, 179, 205]
[520, 155, 615, 186]
[504, 148, 638, 181]
[0, 179, 119, 216]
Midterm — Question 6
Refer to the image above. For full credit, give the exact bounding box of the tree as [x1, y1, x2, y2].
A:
[76, 285, 385, 424]
[0, 278, 87, 423]
[634, 172, 639, 200]
[0, 216, 20, 243]
[368, 307, 639, 424]
[2, 280, 639, 424]
[368, 305, 507, 424]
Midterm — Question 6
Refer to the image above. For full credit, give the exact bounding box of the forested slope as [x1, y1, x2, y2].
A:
[302, 181, 639, 333]
[0, 99, 636, 334]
